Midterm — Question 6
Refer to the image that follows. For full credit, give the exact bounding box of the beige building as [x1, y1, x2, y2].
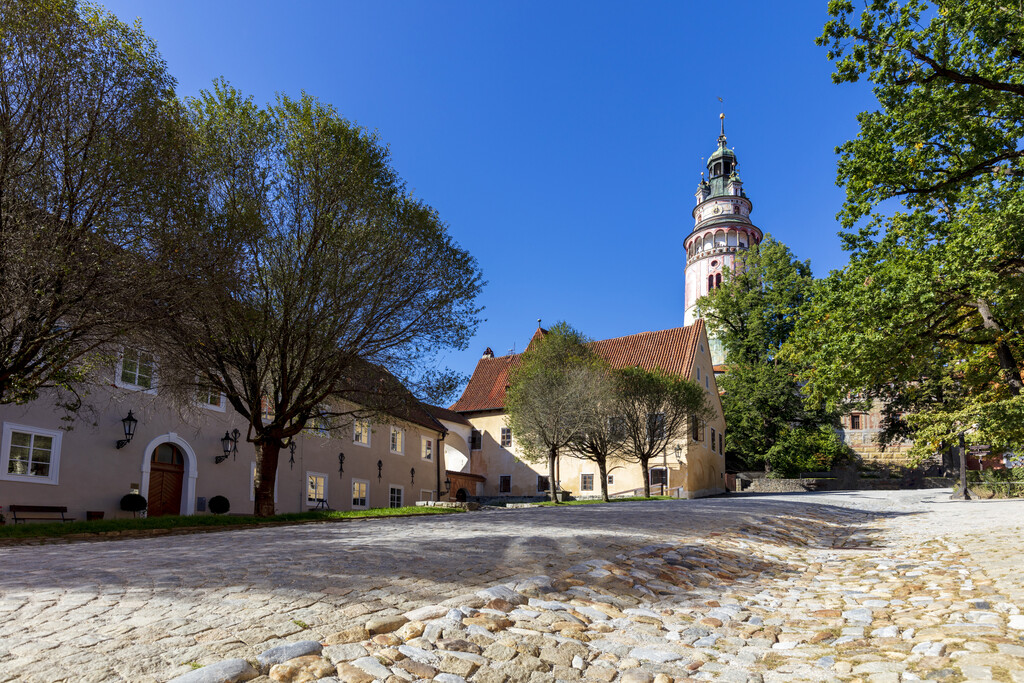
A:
[0, 351, 450, 521]
[446, 321, 727, 500]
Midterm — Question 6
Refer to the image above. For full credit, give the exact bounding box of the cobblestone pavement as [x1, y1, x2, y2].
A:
[1, 490, 1023, 682]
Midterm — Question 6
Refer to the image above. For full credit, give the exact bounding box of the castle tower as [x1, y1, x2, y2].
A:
[683, 114, 763, 366]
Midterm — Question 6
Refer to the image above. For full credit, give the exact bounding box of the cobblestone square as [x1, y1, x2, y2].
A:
[2, 490, 1023, 682]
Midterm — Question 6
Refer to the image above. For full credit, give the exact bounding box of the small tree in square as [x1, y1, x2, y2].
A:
[616, 367, 715, 498]
[505, 323, 607, 503]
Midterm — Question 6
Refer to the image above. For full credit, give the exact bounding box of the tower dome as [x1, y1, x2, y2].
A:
[683, 114, 763, 365]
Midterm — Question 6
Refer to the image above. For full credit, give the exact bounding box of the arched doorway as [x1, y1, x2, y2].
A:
[148, 443, 185, 516]
[455, 488, 468, 502]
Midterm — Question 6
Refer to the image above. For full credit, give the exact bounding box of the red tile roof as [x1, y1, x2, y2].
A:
[450, 320, 707, 413]
[425, 404, 472, 427]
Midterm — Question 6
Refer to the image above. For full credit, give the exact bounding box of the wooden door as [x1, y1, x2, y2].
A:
[147, 444, 184, 516]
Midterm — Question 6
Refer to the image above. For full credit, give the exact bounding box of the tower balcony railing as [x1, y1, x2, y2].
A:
[686, 244, 746, 264]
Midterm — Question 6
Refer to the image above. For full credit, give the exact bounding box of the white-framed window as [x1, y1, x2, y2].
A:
[249, 461, 279, 502]
[0, 423, 62, 485]
[352, 479, 369, 509]
[580, 473, 594, 491]
[499, 475, 511, 493]
[390, 427, 404, 454]
[421, 437, 433, 461]
[306, 471, 328, 507]
[197, 385, 226, 411]
[419, 489, 434, 502]
[116, 348, 157, 393]
[500, 427, 512, 448]
[607, 473, 615, 485]
[353, 418, 370, 447]
[389, 485, 404, 508]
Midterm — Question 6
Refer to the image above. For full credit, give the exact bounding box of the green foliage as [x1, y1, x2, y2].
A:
[796, 0, 1024, 458]
[765, 425, 853, 478]
[697, 236, 839, 472]
[965, 468, 1024, 498]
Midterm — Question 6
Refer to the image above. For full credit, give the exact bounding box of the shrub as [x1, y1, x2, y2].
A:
[208, 496, 230, 515]
[119, 493, 147, 512]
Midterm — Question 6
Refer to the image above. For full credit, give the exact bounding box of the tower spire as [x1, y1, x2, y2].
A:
[718, 112, 727, 147]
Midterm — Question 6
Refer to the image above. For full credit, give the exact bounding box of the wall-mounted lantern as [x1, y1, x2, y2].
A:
[377, 459, 383, 482]
[410, 467, 415, 484]
[216, 429, 240, 464]
[116, 410, 138, 449]
[288, 440, 297, 470]
[439, 476, 452, 498]
[338, 452, 345, 476]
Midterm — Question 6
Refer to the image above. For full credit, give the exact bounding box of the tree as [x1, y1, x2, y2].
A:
[615, 366, 713, 497]
[0, 0, 196, 408]
[505, 323, 606, 503]
[153, 83, 483, 516]
[795, 0, 1024, 455]
[567, 364, 623, 502]
[696, 237, 843, 473]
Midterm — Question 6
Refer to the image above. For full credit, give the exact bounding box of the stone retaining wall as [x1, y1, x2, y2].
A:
[743, 477, 954, 494]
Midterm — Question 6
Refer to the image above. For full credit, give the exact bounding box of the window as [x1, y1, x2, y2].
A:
[705, 375, 710, 389]
[850, 414, 862, 430]
[197, 385, 225, 411]
[700, 343, 705, 354]
[249, 462, 278, 502]
[306, 472, 327, 506]
[352, 479, 368, 509]
[499, 475, 511, 493]
[711, 427, 716, 452]
[390, 427, 404, 454]
[708, 274, 714, 290]
[1, 423, 62, 485]
[719, 432, 724, 454]
[580, 473, 594, 491]
[353, 419, 370, 447]
[691, 415, 704, 442]
[537, 475, 549, 492]
[607, 473, 615, 485]
[118, 348, 156, 392]
[500, 427, 512, 448]
[651, 468, 668, 487]
[421, 437, 433, 460]
[608, 416, 626, 438]
[389, 485, 403, 508]
[470, 429, 482, 451]
[647, 413, 665, 440]
[715, 273, 722, 288]
[696, 367, 700, 380]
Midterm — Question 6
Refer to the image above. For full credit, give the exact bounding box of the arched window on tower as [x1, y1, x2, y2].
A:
[707, 274, 714, 291]
[715, 273, 722, 288]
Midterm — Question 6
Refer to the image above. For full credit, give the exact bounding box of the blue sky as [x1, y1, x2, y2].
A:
[103, 0, 879, 393]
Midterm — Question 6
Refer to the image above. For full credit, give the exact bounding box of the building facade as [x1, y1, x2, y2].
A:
[0, 351, 449, 520]
[447, 321, 727, 500]
[684, 115, 763, 367]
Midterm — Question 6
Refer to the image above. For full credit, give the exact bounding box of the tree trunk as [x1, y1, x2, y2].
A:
[598, 458, 609, 503]
[254, 440, 281, 517]
[977, 298, 1023, 396]
[641, 458, 651, 498]
[548, 446, 558, 503]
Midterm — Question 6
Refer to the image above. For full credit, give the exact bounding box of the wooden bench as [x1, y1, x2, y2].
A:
[9, 505, 74, 523]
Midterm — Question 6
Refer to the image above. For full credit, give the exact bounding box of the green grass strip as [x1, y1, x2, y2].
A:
[0, 505, 460, 540]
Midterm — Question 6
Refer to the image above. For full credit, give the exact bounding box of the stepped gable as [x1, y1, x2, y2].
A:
[450, 320, 705, 413]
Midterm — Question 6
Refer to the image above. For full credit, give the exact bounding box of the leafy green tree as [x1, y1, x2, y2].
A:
[567, 365, 623, 502]
[0, 0, 197, 407]
[615, 367, 714, 497]
[505, 323, 606, 503]
[697, 237, 845, 473]
[154, 83, 483, 516]
[794, 0, 1024, 456]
